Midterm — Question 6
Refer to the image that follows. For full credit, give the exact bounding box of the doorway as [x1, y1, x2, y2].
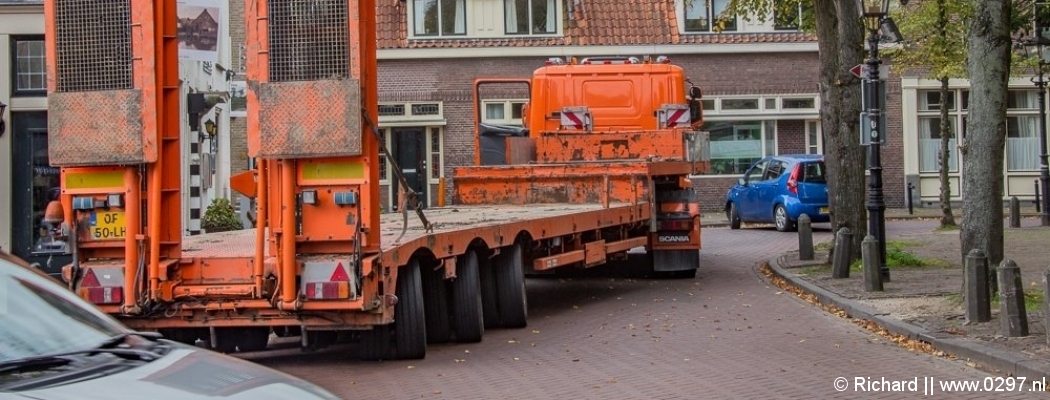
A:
[10, 111, 70, 276]
[391, 127, 427, 210]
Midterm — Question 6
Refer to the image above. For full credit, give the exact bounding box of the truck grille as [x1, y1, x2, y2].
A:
[53, 0, 133, 92]
[267, 0, 350, 82]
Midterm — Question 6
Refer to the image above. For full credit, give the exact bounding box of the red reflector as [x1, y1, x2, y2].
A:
[306, 282, 350, 299]
[330, 262, 350, 282]
[81, 269, 101, 287]
[82, 287, 123, 305]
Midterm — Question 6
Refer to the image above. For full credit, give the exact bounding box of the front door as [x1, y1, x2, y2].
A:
[11, 111, 70, 276]
[392, 128, 427, 210]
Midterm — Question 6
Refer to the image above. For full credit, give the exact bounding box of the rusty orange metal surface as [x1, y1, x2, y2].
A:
[534, 130, 707, 170]
[453, 161, 694, 206]
[377, 203, 651, 271]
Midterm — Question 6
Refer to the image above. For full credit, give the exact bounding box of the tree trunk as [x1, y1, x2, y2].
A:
[815, 0, 867, 261]
[962, 0, 1010, 291]
[938, 77, 957, 227]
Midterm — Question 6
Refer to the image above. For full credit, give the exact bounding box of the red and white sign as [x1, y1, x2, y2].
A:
[658, 104, 690, 128]
[560, 107, 592, 130]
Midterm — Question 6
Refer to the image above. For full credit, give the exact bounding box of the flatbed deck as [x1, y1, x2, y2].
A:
[180, 202, 652, 267]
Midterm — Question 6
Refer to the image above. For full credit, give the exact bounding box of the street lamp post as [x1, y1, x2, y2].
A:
[1033, 10, 1050, 226]
[1035, 60, 1050, 226]
[857, 0, 899, 282]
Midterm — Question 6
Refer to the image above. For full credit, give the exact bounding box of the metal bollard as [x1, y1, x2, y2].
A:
[906, 182, 914, 215]
[1036, 180, 1042, 213]
[831, 227, 853, 279]
[964, 249, 991, 323]
[862, 235, 882, 292]
[997, 260, 1029, 337]
[1043, 267, 1050, 346]
[1010, 196, 1021, 228]
[798, 214, 814, 261]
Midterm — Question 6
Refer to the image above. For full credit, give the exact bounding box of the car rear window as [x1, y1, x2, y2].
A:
[801, 161, 826, 183]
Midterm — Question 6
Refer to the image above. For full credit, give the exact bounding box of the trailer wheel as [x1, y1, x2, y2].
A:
[421, 259, 452, 343]
[495, 243, 528, 328]
[358, 259, 427, 360]
[357, 326, 390, 361]
[479, 254, 500, 329]
[451, 250, 484, 343]
[394, 258, 428, 358]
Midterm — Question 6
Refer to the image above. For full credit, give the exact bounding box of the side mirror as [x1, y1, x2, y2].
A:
[737, 177, 746, 186]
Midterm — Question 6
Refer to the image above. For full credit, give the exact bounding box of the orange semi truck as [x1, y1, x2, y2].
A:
[44, 0, 709, 360]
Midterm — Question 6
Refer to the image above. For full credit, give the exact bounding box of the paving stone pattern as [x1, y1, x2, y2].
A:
[247, 224, 1037, 399]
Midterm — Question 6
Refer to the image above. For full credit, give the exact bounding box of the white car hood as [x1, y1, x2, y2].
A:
[2, 345, 340, 400]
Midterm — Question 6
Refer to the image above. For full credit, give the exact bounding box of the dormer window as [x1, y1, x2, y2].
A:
[684, 0, 737, 33]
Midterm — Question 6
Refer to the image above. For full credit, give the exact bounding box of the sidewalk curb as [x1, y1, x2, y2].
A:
[763, 254, 1050, 380]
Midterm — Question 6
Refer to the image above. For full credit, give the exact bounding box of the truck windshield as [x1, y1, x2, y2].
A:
[0, 260, 125, 363]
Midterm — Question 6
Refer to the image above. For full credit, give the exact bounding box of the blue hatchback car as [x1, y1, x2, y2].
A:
[724, 154, 830, 232]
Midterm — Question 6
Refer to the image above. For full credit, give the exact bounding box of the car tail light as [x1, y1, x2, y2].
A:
[305, 262, 352, 300]
[787, 164, 801, 195]
[79, 268, 123, 305]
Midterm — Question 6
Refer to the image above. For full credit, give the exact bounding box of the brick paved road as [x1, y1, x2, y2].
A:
[246, 221, 1041, 399]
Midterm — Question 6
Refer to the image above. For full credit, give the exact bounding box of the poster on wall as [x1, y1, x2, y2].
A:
[177, 0, 223, 63]
[230, 80, 247, 117]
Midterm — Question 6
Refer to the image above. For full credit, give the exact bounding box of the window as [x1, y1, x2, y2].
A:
[918, 117, 959, 173]
[773, 0, 803, 30]
[13, 37, 47, 95]
[805, 120, 822, 154]
[378, 129, 390, 183]
[413, 0, 466, 36]
[482, 100, 527, 126]
[705, 120, 776, 175]
[428, 128, 443, 181]
[1007, 115, 1040, 171]
[684, 0, 736, 33]
[722, 98, 759, 111]
[505, 0, 556, 35]
[783, 97, 816, 110]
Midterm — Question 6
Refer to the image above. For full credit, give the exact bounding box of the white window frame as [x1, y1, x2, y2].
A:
[481, 99, 527, 126]
[408, 0, 562, 39]
[426, 127, 445, 186]
[805, 120, 822, 155]
[411, 0, 468, 37]
[13, 36, 47, 95]
[680, 0, 737, 33]
[504, 0, 558, 36]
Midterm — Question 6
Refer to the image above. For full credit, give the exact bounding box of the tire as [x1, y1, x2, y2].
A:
[360, 259, 428, 360]
[495, 243, 528, 328]
[774, 205, 795, 232]
[479, 255, 501, 329]
[451, 251, 484, 343]
[393, 259, 427, 358]
[420, 259, 452, 344]
[357, 325, 391, 361]
[728, 203, 741, 230]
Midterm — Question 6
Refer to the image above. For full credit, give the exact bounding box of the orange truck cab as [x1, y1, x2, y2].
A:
[524, 56, 703, 133]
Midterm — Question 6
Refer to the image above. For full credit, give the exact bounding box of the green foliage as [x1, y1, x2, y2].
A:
[847, 240, 939, 271]
[992, 289, 1045, 312]
[202, 197, 243, 233]
[884, 0, 973, 80]
[707, 0, 816, 33]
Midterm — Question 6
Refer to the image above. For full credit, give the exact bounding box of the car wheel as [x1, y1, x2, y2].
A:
[774, 205, 795, 232]
[727, 203, 741, 230]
